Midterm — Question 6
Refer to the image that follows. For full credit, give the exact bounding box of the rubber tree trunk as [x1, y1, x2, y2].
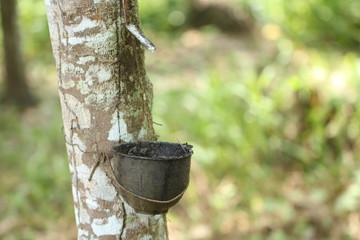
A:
[0, 0, 36, 107]
[45, 0, 168, 239]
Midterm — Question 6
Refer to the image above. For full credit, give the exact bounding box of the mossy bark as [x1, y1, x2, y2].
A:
[45, 0, 168, 239]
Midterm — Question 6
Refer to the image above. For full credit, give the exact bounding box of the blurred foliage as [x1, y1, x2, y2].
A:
[149, 30, 360, 239]
[1, 0, 360, 239]
[17, 0, 52, 64]
[140, 0, 360, 50]
[245, 0, 360, 50]
[139, 0, 190, 31]
[0, 101, 74, 239]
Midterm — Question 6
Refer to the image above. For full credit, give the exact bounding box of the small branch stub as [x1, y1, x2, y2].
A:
[121, 0, 156, 51]
[125, 24, 156, 51]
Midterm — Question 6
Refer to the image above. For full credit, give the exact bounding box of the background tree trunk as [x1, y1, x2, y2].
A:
[188, 0, 253, 35]
[0, 0, 36, 107]
[45, 0, 168, 239]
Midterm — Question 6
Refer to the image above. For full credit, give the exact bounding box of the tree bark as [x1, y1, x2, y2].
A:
[45, 0, 168, 239]
[0, 0, 36, 107]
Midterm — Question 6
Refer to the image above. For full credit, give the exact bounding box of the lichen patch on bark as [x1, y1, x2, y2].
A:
[86, 64, 112, 83]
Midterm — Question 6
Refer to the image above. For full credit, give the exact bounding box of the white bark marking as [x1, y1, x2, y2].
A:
[60, 63, 83, 89]
[85, 30, 117, 54]
[86, 198, 100, 210]
[76, 163, 91, 183]
[73, 17, 98, 33]
[77, 56, 96, 65]
[73, 206, 80, 225]
[71, 133, 87, 155]
[64, 94, 91, 129]
[138, 127, 147, 139]
[67, 36, 87, 46]
[139, 235, 154, 240]
[71, 184, 78, 204]
[79, 205, 91, 224]
[98, 66, 112, 83]
[121, 203, 167, 239]
[108, 111, 134, 142]
[78, 65, 113, 95]
[63, 30, 116, 53]
[91, 216, 124, 236]
[153, 214, 165, 226]
[64, 22, 106, 46]
[78, 229, 90, 238]
[90, 167, 117, 201]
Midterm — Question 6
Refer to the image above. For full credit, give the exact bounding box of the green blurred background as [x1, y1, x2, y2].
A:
[1, 0, 360, 239]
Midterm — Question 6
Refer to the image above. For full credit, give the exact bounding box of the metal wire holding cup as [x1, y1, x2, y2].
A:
[120, 0, 156, 51]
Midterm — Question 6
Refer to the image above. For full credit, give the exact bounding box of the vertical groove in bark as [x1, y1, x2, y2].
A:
[45, 0, 167, 239]
[0, 0, 36, 107]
